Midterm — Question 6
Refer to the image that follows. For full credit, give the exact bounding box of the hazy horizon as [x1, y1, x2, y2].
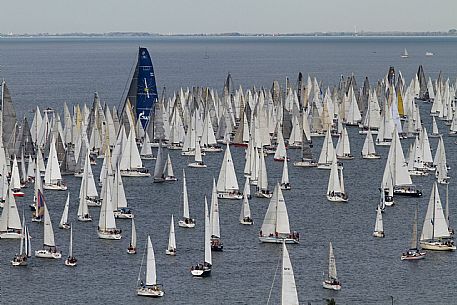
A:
[1, 0, 456, 35]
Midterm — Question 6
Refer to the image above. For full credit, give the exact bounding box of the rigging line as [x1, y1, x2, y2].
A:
[266, 249, 282, 305]
[136, 238, 148, 286]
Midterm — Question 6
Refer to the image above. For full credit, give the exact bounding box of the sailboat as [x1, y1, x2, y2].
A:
[140, 133, 155, 160]
[216, 144, 242, 199]
[191, 196, 212, 277]
[280, 158, 291, 190]
[112, 165, 133, 219]
[137, 236, 164, 297]
[335, 127, 353, 160]
[210, 179, 223, 251]
[326, 158, 348, 202]
[153, 141, 165, 183]
[273, 128, 288, 161]
[373, 206, 385, 237]
[64, 226, 77, 266]
[278, 241, 300, 305]
[240, 192, 253, 225]
[43, 136, 67, 190]
[401, 205, 426, 260]
[259, 183, 299, 244]
[35, 202, 62, 259]
[163, 154, 177, 181]
[127, 219, 137, 254]
[0, 186, 23, 239]
[317, 129, 336, 169]
[255, 150, 272, 198]
[77, 167, 92, 222]
[361, 129, 380, 159]
[59, 192, 71, 229]
[419, 182, 455, 251]
[430, 116, 441, 138]
[11, 155, 24, 197]
[178, 169, 195, 228]
[293, 132, 317, 167]
[188, 141, 207, 168]
[119, 128, 150, 177]
[11, 220, 31, 266]
[80, 149, 100, 207]
[165, 214, 177, 255]
[97, 176, 121, 239]
[401, 48, 409, 58]
[322, 242, 341, 290]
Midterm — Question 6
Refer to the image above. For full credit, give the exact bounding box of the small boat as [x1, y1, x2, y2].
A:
[64, 226, 77, 267]
[191, 196, 212, 277]
[317, 129, 336, 169]
[59, 192, 71, 229]
[80, 149, 100, 207]
[373, 206, 385, 238]
[259, 183, 299, 244]
[280, 158, 291, 190]
[112, 165, 134, 219]
[239, 192, 253, 225]
[127, 219, 137, 254]
[136, 236, 164, 297]
[11, 215, 30, 266]
[401, 48, 409, 58]
[97, 174, 121, 240]
[273, 128, 288, 161]
[425, 51, 434, 56]
[216, 144, 242, 199]
[178, 169, 196, 228]
[361, 130, 381, 159]
[429, 117, 441, 138]
[322, 242, 341, 290]
[163, 154, 178, 181]
[35, 202, 62, 259]
[0, 186, 23, 239]
[326, 158, 348, 202]
[119, 128, 150, 177]
[254, 150, 272, 198]
[43, 136, 67, 191]
[140, 133, 156, 160]
[153, 141, 166, 183]
[401, 205, 426, 260]
[278, 241, 300, 304]
[11, 155, 24, 197]
[210, 179, 223, 251]
[293, 133, 317, 167]
[165, 215, 177, 256]
[419, 182, 456, 251]
[77, 171, 92, 222]
[335, 127, 354, 160]
[188, 141, 207, 168]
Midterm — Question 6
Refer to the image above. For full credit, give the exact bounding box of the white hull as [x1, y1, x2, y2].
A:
[181, 150, 195, 156]
[114, 211, 134, 219]
[59, 223, 71, 230]
[327, 195, 348, 202]
[373, 231, 385, 238]
[140, 155, 156, 160]
[217, 192, 242, 200]
[35, 249, 62, 259]
[191, 266, 212, 277]
[317, 163, 332, 170]
[178, 220, 195, 228]
[375, 141, 392, 146]
[120, 170, 150, 177]
[420, 241, 456, 251]
[336, 155, 354, 160]
[64, 259, 77, 266]
[11, 259, 28, 266]
[280, 183, 291, 190]
[293, 160, 317, 167]
[188, 162, 207, 168]
[127, 247, 137, 254]
[258, 236, 299, 244]
[137, 287, 164, 297]
[322, 281, 341, 290]
[240, 220, 253, 225]
[166, 249, 176, 256]
[43, 183, 67, 191]
[362, 154, 381, 159]
[78, 215, 92, 222]
[202, 146, 223, 152]
[255, 191, 273, 199]
[165, 176, 178, 181]
[0, 232, 23, 239]
[97, 230, 121, 240]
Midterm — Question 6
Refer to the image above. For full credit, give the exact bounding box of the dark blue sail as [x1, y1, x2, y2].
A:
[136, 48, 158, 129]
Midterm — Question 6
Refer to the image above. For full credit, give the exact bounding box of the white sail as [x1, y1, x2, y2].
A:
[280, 158, 290, 185]
[44, 136, 62, 184]
[210, 179, 220, 238]
[327, 158, 342, 194]
[257, 150, 269, 190]
[335, 127, 351, 157]
[274, 128, 288, 160]
[327, 242, 338, 280]
[43, 203, 56, 247]
[59, 192, 70, 227]
[420, 182, 450, 240]
[145, 236, 157, 286]
[112, 165, 128, 210]
[281, 242, 299, 305]
[119, 128, 143, 170]
[140, 133, 153, 156]
[0, 187, 22, 232]
[167, 214, 176, 251]
[318, 129, 335, 166]
[98, 180, 117, 231]
[216, 144, 239, 192]
[362, 129, 377, 156]
[164, 154, 175, 178]
[374, 206, 384, 233]
[11, 155, 21, 190]
[240, 192, 252, 222]
[68, 226, 74, 257]
[130, 219, 137, 248]
[204, 196, 212, 265]
[260, 184, 290, 236]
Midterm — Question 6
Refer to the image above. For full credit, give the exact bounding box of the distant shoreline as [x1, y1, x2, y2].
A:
[1, 31, 457, 38]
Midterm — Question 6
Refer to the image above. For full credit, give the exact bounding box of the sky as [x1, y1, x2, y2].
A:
[1, 0, 456, 34]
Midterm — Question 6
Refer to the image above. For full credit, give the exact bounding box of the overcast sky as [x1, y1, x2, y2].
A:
[2, 0, 456, 34]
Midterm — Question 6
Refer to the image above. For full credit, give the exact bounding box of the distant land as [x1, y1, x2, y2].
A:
[1, 30, 457, 38]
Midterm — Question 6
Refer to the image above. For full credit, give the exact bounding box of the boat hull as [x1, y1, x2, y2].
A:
[217, 192, 243, 200]
[191, 267, 211, 277]
[322, 281, 341, 290]
[120, 170, 150, 177]
[373, 231, 385, 238]
[43, 183, 67, 191]
[59, 223, 71, 230]
[255, 191, 273, 199]
[362, 154, 381, 159]
[166, 249, 176, 256]
[258, 236, 299, 244]
[0, 232, 23, 239]
[64, 258, 77, 266]
[293, 160, 317, 167]
[98, 230, 121, 240]
[178, 220, 195, 228]
[327, 195, 348, 202]
[420, 241, 456, 251]
[137, 287, 164, 297]
[188, 162, 207, 168]
[35, 249, 62, 259]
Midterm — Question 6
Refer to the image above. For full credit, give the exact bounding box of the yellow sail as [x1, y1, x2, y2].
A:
[397, 90, 405, 117]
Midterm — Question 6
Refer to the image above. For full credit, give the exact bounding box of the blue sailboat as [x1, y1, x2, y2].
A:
[121, 47, 158, 129]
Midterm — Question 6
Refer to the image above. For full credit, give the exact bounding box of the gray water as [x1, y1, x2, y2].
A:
[1, 36, 457, 305]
